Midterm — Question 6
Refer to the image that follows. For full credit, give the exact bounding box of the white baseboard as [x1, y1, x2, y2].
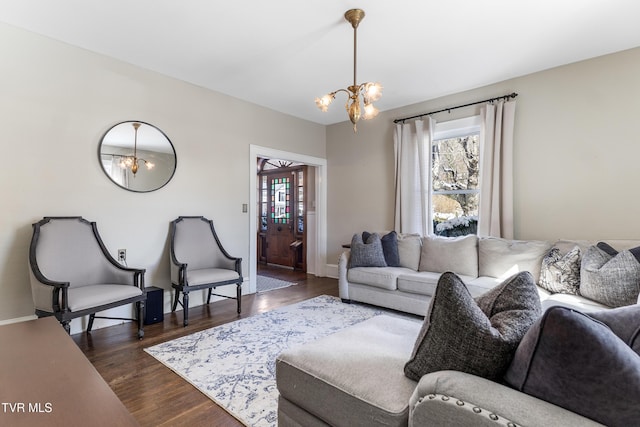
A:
[325, 264, 338, 279]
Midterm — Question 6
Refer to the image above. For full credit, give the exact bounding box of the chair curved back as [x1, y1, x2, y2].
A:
[171, 216, 230, 270]
[28, 217, 146, 337]
[30, 217, 126, 288]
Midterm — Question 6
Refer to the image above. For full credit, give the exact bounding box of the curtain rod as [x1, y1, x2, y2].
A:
[393, 92, 518, 124]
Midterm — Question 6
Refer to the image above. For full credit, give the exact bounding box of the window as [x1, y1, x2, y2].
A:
[431, 116, 480, 236]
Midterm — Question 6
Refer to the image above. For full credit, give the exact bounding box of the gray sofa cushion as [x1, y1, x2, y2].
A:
[276, 315, 422, 427]
[347, 267, 406, 291]
[580, 245, 640, 307]
[349, 233, 387, 268]
[505, 306, 640, 426]
[538, 245, 581, 295]
[418, 235, 478, 277]
[397, 233, 422, 271]
[363, 231, 400, 267]
[479, 237, 551, 283]
[404, 271, 541, 382]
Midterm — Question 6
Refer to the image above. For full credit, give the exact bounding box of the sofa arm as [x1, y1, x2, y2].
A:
[409, 371, 603, 427]
[338, 250, 350, 300]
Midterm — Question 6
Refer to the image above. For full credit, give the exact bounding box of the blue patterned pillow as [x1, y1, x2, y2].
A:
[349, 233, 387, 268]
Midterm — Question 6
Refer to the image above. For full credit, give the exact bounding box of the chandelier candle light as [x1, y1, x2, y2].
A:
[119, 122, 154, 176]
[315, 9, 382, 132]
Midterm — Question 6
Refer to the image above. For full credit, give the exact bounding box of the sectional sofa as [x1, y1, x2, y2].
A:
[275, 233, 640, 426]
[338, 233, 640, 315]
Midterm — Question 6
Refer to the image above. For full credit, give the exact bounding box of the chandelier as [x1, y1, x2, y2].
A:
[315, 9, 382, 132]
[119, 122, 154, 175]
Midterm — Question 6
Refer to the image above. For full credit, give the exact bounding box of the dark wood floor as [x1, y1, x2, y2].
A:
[72, 267, 338, 427]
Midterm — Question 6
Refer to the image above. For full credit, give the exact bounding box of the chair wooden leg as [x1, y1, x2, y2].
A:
[182, 292, 189, 327]
[207, 288, 213, 304]
[236, 283, 242, 314]
[137, 301, 145, 340]
[87, 314, 95, 332]
[172, 289, 179, 312]
[62, 320, 71, 335]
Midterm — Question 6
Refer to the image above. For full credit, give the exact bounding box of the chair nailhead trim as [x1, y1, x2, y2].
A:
[490, 414, 499, 420]
[456, 400, 464, 406]
[507, 423, 517, 427]
[427, 394, 436, 400]
[441, 396, 450, 401]
[473, 407, 482, 413]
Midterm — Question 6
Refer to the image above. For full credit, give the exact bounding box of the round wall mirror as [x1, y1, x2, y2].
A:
[99, 121, 177, 192]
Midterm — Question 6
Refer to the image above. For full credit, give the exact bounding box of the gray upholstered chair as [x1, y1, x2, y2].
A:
[170, 216, 243, 326]
[28, 217, 146, 338]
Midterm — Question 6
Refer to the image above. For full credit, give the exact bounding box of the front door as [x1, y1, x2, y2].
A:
[266, 172, 295, 267]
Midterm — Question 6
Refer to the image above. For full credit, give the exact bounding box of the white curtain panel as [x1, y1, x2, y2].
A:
[479, 100, 516, 239]
[394, 118, 434, 235]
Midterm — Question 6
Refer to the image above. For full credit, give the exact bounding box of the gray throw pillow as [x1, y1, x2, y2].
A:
[505, 306, 640, 426]
[588, 305, 640, 355]
[581, 245, 640, 307]
[404, 271, 541, 382]
[538, 246, 581, 295]
[362, 231, 400, 267]
[348, 233, 387, 268]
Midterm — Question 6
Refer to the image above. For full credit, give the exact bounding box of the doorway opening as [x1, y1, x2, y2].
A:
[248, 145, 327, 294]
[257, 159, 308, 272]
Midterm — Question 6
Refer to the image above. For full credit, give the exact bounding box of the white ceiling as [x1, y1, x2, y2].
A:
[2, 0, 640, 125]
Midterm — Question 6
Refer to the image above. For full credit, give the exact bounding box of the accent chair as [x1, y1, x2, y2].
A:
[28, 216, 146, 338]
[169, 216, 243, 326]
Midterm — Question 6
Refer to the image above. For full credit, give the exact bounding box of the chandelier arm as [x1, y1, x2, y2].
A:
[333, 88, 351, 97]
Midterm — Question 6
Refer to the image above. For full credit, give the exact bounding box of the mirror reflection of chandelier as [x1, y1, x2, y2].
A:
[315, 8, 382, 132]
[119, 122, 155, 175]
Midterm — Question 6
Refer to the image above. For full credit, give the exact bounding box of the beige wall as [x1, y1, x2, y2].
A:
[326, 47, 640, 265]
[0, 23, 325, 326]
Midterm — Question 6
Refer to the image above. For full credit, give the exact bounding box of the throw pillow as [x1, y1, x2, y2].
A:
[362, 231, 400, 267]
[597, 241, 640, 263]
[580, 245, 640, 307]
[404, 271, 541, 382]
[348, 233, 387, 268]
[505, 306, 640, 426]
[588, 305, 640, 355]
[478, 237, 551, 283]
[396, 233, 422, 271]
[538, 246, 581, 295]
[418, 235, 478, 277]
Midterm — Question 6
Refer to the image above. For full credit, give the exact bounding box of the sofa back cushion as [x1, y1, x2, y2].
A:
[397, 233, 422, 271]
[479, 237, 551, 283]
[418, 235, 478, 277]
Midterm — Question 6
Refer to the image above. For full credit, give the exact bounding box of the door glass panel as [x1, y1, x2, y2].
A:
[271, 177, 290, 224]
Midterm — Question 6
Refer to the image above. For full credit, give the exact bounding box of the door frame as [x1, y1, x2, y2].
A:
[248, 145, 327, 294]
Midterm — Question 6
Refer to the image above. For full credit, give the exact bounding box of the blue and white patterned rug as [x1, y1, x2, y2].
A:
[144, 295, 393, 427]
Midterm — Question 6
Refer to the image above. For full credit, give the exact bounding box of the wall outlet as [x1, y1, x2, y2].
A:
[117, 249, 126, 262]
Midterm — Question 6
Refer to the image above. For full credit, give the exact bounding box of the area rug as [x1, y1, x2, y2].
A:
[144, 295, 399, 427]
[256, 275, 296, 293]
